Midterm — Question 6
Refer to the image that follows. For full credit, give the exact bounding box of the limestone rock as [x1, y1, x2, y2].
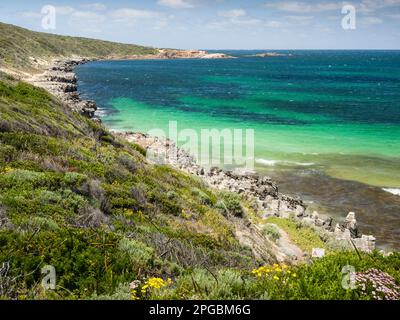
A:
[341, 212, 359, 238]
[28, 58, 98, 118]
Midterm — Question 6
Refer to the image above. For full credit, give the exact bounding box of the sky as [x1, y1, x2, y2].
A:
[0, 0, 399, 49]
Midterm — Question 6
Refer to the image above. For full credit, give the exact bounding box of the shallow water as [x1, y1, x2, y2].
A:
[76, 50, 400, 249]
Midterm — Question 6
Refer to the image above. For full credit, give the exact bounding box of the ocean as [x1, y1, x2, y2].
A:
[75, 50, 400, 250]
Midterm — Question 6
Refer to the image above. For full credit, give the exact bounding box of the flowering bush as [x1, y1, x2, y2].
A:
[355, 268, 400, 300]
[0, 166, 13, 174]
[252, 263, 297, 282]
[130, 277, 172, 300]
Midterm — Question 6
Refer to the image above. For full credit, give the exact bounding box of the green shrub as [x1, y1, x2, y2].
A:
[90, 282, 131, 300]
[0, 228, 135, 298]
[191, 188, 214, 206]
[217, 192, 244, 217]
[263, 224, 281, 242]
[265, 217, 325, 254]
[152, 268, 245, 300]
[131, 143, 147, 157]
[0, 144, 17, 162]
[117, 153, 137, 172]
[62, 172, 88, 188]
[27, 216, 60, 231]
[118, 238, 154, 266]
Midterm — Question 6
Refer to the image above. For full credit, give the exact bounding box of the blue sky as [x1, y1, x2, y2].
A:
[0, 0, 399, 49]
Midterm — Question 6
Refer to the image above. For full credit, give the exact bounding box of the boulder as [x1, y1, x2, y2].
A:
[341, 212, 359, 238]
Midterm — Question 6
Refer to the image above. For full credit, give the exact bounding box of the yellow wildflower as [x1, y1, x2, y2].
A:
[131, 290, 139, 300]
[141, 277, 172, 294]
[1, 166, 13, 174]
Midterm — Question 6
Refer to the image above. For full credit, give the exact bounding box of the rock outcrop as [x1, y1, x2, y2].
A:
[28, 58, 98, 117]
[106, 49, 234, 61]
[157, 49, 233, 59]
[251, 52, 290, 57]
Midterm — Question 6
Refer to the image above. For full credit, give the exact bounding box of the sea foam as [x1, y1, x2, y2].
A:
[256, 159, 278, 166]
[382, 188, 400, 196]
[256, 158, 315, 167]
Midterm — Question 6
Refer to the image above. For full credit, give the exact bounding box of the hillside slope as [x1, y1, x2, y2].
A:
[0, 22, 156, 73]
[0, 72, 274, 298]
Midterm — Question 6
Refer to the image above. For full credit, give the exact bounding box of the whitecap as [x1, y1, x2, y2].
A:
[382, 188, 400, 196]
[294, 162, 315, 166]
[256, 158, 278, 166]
[256, 158, 315, 167]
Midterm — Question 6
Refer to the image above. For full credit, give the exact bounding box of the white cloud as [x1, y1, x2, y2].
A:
[319, 27, 334, 33]
[265, 1, 342, 13]
[55, 6, 76, 15]
[234, 18, 264, 25]
[153, 19, 169, 30]
[208, 17, 281, 30]
[264, 20, 284, 27]
[157, 0, 194, 9]
[110, 8, 161, 22]
[285, 15, 314, 24]
[31, 5, 164, 28]
[386, 13, 400, 19]
[215, 9, 265, 26]
[54, 5, 107, 24]
[359, 0, 400, 13]
[218, 9, 247, 18]
[21, 11, 42, 18]
[359, 16, 384, 25]
[81, 3, 107, 11]
[71, 11, 105, 22]
[209, 6, 289, 30]
[40, 5, 161, 24]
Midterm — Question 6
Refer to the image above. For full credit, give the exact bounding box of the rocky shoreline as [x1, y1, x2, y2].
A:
[26, 56, 377, 254]
[118, 132, 377, 253]
[28, 58, 98, 118]
[107, 49, 234, 60]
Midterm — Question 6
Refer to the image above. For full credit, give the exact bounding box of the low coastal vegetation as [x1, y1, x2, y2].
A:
[0, 72, 399, 300]
[264, 217, 326, 253]
[0, 22, 156, 73]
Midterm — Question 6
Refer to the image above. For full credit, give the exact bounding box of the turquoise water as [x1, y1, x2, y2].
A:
[76, 50, 400, 249]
